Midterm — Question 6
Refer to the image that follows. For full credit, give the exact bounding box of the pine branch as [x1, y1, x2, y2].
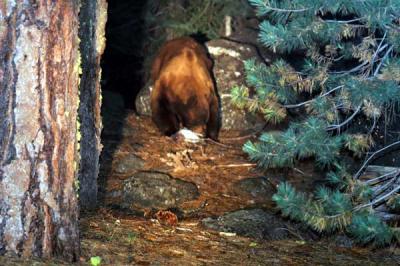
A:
[354, 141, 400, 179]
[248, 0, 311, 13]
[326, 105, 362, 131]
[355, 175, 400, 211]
[365, 170, 398, 185]
[330, 61, 369, 75]
[324, 17, 366, 24]
[259, 5, 311, 13]
[372, 173, 400, 199]
[373, 45, 394, 76]
[242, 0, 400, 246]
[284, 85, 343, 109]
[370, 31, 388, 71]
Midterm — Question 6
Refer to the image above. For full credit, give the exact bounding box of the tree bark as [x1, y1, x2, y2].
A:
[0, 1, 81, 261]
[78, 0, 107, 210]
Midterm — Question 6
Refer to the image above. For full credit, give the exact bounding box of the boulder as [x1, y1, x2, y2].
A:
[202, 209, 290, 240]
[135, 85, 152, 116]
[232, 176, 275, 201]
[113, 153, 145, 175]
[120, 172, 200, 210]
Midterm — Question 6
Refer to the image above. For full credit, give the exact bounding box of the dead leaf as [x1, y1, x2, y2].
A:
[155, 210, 179, 226]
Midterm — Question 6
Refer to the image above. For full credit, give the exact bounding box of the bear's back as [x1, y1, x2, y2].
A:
[151, 37, 212, 83]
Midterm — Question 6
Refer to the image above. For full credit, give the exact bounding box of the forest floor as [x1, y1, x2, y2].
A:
[2, 111, 399, 266]
[82, 112, 400, 265]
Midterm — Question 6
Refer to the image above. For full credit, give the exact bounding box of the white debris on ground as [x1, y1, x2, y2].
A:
[175, 128, 203, 143]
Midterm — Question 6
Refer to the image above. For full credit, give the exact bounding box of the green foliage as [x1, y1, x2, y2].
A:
[244, 117, 347, 168]
[380, 58, 400, 81]
[348, 214, 394, 246]
[231, 84, 287, 123]
[238, 0, 400, 246]
[272, 182, 354, 232]
[388, 195, 400, 211]
[248, 0, 400, 52]
[273, 183, 395, 245]
[158, 0, 250, 39]
[90, 256, 102, 266]
[343, 134, 371, 157]
[142, 0, 251, 77]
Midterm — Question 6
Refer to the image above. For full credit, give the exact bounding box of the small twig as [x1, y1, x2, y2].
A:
[370, 31, 388, 70]
[258, 3, 311, 13]
[215, 163, 257, 168]
[364, 169, 398, 185]
[275, 227, 305, 241]
[367, 115, 378, 135]
[284, 85, 344, 109]
[324, 17, 365, 24]
[354, 180, 400, 211]
[205, 138, 235, 148]
[371, 171, 400, 198]
[373, 45, 393, 76]
[322, 173, 400, 219]
[354, 140, 400, 179]
[293, 167, 306, 176]
[220, 124, 267, 141]
[326, 105, 362, 131]
[220, 133, 259, 141]
[330, 61, 368, 75]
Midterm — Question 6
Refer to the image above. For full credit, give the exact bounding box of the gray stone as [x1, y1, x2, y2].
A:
[207, 39, 265, 130]
[122, 172, 199, 209]
[334, 234, 354, 248]
[113, 153, 145, 174]
[233, 176, 275, 200]
[202, 209, 289, 240]
[135, 85, 152, 116]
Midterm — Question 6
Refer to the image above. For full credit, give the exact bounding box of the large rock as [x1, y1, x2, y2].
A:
[113, 153, 145, 175]
[206, 39, 265, 130]
[135, 85, 152, 116]
[135, 39, 266, 130]
[233, 176, 275, 201]
[120, 172, 200, 210]
[202, 209, 290, 240]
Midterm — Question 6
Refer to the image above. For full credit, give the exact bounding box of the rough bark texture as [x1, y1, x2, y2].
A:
[0, 1, 80, 261]
[78, 0, 107, 210]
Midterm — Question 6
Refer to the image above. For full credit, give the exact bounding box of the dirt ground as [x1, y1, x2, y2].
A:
[83, 113, 399, 265]
[78, 208, 399, 266]
[1, 112, 399, 265]
[3, 208, 398, 266]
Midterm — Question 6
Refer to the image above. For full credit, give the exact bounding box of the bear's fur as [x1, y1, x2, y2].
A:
[150, 37, 219, 140]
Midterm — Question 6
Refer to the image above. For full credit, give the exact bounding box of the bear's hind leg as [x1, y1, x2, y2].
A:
[151, 99, 180, 136]
[206, 94, 220, 140]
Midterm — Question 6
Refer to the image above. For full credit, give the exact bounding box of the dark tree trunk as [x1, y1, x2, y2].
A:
[78, 0, 107, 210]
[0, 1, 81, 261]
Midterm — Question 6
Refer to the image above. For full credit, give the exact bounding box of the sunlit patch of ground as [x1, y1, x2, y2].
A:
[78, 208, 400, 265]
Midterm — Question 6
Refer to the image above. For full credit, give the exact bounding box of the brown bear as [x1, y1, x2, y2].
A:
[150, 37, 219, 140]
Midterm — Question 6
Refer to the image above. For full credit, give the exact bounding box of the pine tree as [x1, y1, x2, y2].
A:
[234, 0, 400, 246]
[141, 0, 252, 76]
